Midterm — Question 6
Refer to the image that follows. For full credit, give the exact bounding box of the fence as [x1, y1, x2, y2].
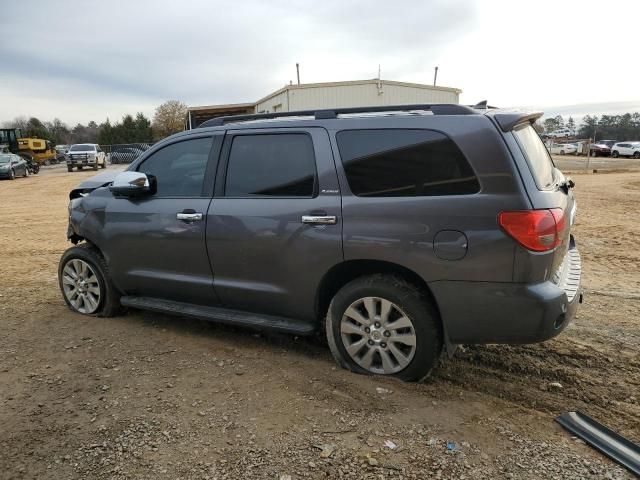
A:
[99, 143, 154, 164]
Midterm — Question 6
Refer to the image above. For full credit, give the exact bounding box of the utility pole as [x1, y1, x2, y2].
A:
[586, 124, 597, 171]
[433, 66, 439, 86]
[296, 63, 300, 85]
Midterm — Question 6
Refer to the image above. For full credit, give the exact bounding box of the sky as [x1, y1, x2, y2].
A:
[1, 0, 638, 126]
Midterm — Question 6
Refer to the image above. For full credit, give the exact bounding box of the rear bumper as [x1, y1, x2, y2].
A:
[431, 244, 582, 344]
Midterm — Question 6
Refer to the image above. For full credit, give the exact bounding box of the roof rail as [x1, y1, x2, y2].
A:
[197, 103, 477, 128]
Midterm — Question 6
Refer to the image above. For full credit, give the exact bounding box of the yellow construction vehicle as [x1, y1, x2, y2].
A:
[0, 128, 57, 165]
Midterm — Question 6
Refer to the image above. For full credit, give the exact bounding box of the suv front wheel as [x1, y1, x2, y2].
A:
[326, 275, 442, 382]
[58, 244, 121, 317]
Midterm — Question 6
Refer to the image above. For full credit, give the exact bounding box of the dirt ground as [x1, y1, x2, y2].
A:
[0, 162, 638, 479]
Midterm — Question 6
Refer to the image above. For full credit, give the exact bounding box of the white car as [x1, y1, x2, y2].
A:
[611, 142, 640, 158]
[549, 143, 577, 155]
[66, 144, 107, 171]
[546, 128, 575, 139]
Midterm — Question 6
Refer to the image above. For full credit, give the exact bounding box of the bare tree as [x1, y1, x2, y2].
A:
[152, 100, 187, 140]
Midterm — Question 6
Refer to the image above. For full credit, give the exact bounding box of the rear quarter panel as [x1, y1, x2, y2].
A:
[327, 115, 531, 283]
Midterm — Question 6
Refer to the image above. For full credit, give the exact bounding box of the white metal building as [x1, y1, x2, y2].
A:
[255, 79, 460, 114]
[186, 79, 461, 128]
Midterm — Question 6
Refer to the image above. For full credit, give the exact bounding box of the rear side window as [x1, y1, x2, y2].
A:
[513, 125, 556, 189]
[336, 129, 479, 197]
[138, 137, 212, 197]
[225, 134, 316, 197]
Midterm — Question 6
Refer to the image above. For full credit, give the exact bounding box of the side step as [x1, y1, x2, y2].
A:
[120, 296, 318, 336]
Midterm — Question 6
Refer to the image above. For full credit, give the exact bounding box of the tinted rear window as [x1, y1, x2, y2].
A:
[225, 134, 316, 197]
[336, 129, 479, 197]
[513, 125, 555, 189]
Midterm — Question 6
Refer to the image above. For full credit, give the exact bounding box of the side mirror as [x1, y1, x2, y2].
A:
[109, 171, 154, 197]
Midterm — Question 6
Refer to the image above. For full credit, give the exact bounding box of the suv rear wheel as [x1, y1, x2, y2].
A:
[58, 244, 121, 317]
[326, 274, 442, 382]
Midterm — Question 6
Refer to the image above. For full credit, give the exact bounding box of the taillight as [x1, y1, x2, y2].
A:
[498, 208, 565, 252]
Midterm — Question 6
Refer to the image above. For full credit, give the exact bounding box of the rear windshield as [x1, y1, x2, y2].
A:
[513, 125, 555, 189]
[70, 145, 95, 152]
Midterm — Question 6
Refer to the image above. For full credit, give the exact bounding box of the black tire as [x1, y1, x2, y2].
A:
[326, 274, 442, 382]
[23, 167, 29, 177]
[101, 160, 106, 169]
[612, 150, 619, 158]
[590, 150, 597, 158]
[9, 169, 15, 180]
[77, 165, 83, 171]
[58, 244, 122, 317]
[560, 150, 565, 155]
[93, 163, 98, 171]
[634, 152, 640, 159]
[67, 166, 73, 173]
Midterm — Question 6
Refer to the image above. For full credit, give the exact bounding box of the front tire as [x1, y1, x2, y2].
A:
[93, 163, 98, 171]
[23, 167, 29, 177]
[58, 244, 122, 317]
[9, 169, 15, 180]
[67, 166, 73, 172]
[560, 150, 565, 155]
[326, 274, 442, 382]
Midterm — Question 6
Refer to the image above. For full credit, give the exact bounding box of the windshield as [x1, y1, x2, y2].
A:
[70, 145, 95, 152]
[0, 155, 12, 164]
[513, 124, 556, 189]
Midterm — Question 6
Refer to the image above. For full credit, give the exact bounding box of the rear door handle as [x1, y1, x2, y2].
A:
[177, 211, 203, 222]
[301, 215, 337, 225]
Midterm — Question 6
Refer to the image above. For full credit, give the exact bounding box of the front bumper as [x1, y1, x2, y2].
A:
[0, 170, 13, 178]
[431, 243, 582, 344]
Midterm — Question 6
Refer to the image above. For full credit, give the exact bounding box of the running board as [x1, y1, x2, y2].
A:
[120, 296, 317, 336]
[555, 411, 640, 476]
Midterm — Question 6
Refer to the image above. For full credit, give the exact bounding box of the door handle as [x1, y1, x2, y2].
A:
[301, 215, 337, 225]
[176, 212, 203, 222]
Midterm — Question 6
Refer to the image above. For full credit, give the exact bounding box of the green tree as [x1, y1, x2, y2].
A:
[567, 116, 575, 131]
[134, 112, 152, 142]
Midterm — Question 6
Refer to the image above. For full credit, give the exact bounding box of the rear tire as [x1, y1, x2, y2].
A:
[58, 244, 122, 317]
[634, 152, 640, 159]
[612, 151, 619, 158]
[326, 274, 442, 382]
[67, 166, 73, 172]
[560, 150, 565, 155]
[77, 165, 83, 171]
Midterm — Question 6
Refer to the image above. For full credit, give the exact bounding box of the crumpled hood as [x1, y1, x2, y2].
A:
[69, 171, 121, 199]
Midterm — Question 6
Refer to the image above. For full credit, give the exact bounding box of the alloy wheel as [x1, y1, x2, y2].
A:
[340, 296, 417, 374]
[61, 259, 101, 314]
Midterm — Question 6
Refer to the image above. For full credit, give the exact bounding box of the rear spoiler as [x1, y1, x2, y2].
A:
[490, 110, 543, 132]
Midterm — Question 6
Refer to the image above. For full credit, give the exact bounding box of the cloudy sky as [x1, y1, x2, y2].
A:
[2, 0, 638, 126]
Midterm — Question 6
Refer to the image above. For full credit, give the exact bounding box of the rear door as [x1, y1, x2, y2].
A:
[206, 127, 342, 321]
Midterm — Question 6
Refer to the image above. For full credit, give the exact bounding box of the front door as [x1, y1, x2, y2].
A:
[103, 134, 221, 305]
[207, 128, 343, 321]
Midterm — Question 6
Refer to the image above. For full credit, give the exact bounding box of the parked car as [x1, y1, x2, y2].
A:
[611, 142, 640, 158]
[589, 139, 616, 157]
[59, 104, 581, 382]
[109, 147, 144, 164]
[55, 144, 69, 163]
[549, 143, 577, 155]
[0, 153, 29, 179]
[546, 128, 575, 139]
[66, 144, 107, 171]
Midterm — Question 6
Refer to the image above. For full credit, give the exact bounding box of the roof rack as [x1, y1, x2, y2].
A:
[197, 103, 477, 128]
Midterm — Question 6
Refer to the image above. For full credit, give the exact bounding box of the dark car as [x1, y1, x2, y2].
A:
[589, 139, 616, 157]
[0, 153, 29, 179]
[59, 104, 582, 381]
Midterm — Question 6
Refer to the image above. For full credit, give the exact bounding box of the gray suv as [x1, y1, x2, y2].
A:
[59, 104, 582, 381]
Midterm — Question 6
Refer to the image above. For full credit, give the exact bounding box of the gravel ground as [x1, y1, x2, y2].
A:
[0, 163, 638, 479]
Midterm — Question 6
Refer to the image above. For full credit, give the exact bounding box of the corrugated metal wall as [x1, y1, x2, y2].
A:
[255, 83, 459, 113]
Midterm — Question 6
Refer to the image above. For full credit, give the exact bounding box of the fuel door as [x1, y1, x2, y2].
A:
[433, 230, 468, 260]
